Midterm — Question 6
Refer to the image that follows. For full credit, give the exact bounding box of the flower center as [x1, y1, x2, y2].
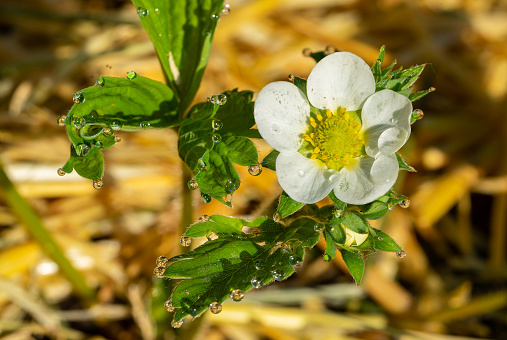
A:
[301, 108, 365, 171]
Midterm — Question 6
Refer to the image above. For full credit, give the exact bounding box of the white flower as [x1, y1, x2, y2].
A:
[254, 52, 413, 205]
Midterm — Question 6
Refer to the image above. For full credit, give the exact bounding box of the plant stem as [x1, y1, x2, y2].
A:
[180, 162, 194, 253]
[0, 160, 95, 301]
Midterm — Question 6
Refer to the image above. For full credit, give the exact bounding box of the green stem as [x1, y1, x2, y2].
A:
[180, 162, 194, 253]
[0, 160, 95, 301]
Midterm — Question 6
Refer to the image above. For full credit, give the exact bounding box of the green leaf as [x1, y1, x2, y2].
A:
[61, 75, 178, 180]
[131, 0, 224, 114]
[277, 191, 305, 219]
[178, 90, 259, 205]
[341, 211, 368, 234]
[371, 46, 385, 82]
[328, 191, 347, 211]
[372, 228, 403, 252]
[357, 201, 389, 220]
[396, 153, 416, 172]
[326, 220, 345, 244]
[340, 249, 365, 284]
[163, 216, 319, 321]
[261, 149, 279, 171]
[409, 88, 434, 102]
[323, 231, 336, 261]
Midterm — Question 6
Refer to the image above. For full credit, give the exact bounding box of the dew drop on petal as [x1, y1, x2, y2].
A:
[390, 118, 398, 124]
[209, 302, 222, 314]
[230, 289, 244, 302]
[271, 123, 280, 134]
[95, 76, 105, 87]
[248, 163, 262, 176]
[153, 266, 165, 278]
[171, 319, 183, 328]
[201, 193, 212, 203]
[297, 170, 305, 177]
[221, 4, 230, 16]
[164, 299, 175, 312]
[57, 115, 67, 126]
[399, 199, 411, 208]
[329, 174, 338, 182]
[188, 178, 198, 190]
[396, 250, 407, 259]
[180, 236, 191, 247]
[73, 91, 84, 103]
[103, 127, 113, 137]
[156, 256, 169, 267]
[212, 133, 222, 143]
[251, 277, 262, 289]
[212, 119, 223, 131]
[302, 48, 312, 57]
[57, 168, 66, 176]
[92, 179, 103, 190]
[137, 7, 148, 17]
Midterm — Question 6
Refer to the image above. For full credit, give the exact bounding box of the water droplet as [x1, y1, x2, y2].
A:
[217, 94, 227, 105]
[180, 236, 191, 247]
[212, 133, 222, 143]
[429, 87, 436, 92]
[188, 178, 199, 190]
[114, 136, 121, 143]
[376, 59, 382, 65]
[57, 115, 67, 126]
[223, 194, 233, 204]
[103, 127, 113, 137]
[325, 45, 336, 54]
[334, 210, 344, 218]
[73, 117, 86, 129]
[73, 91, 84, 103]
[111, 121, 121, 130]
[153, 266, 165, 278]
[412, 109, 424, 121]
[314, 224, 324, 232]
[377, 236, 384, 241]
[95, 76, 105, 87]
[75, 144, 90, 157]
[329, 174, 338, 182]
[209, 301, 222, 314]
[390, 118, 398, 124]
[210, 95, 218, 104]
[127, 71, 137, 79]
[289, 254, 302, 266]
[94, 141, 103, 148]
[323, 254, 332, 262]
[212, 119, 223, 131]
[137, 7, 149, 17]
[198, 214, 210, 223]
[197, 159, 207, 172]
[230, 289, 244, 302]
[92, 179, 103, 190]
[388, 203, 395, 210]
[156, 256, 169, 267]
[297, 170, 305, 177]
[57, 168, 66, 176]
[154, 8, 160, 13]
[248, 163, 262, 176]
[302, 48, 312, 57]
[201, 193, 212, 203]
[225, 179, 239, 193]
[273, 212, 281, 222]
[251, 277, 262, 289]
[255, 261, 264, 270]
[271, 269, 284, 281]
[164, 299, 175, 312]
[221, 4, 230, 16]
[396, 250, 407, 259]
[171, 319, 183, 328]
[140, 121, 150, 128]
[399, 199, 410, 208]
[288, 74, 295, 82]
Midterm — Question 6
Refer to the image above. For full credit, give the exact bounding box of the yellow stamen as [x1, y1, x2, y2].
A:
[311, 154, 318, 159]
[317, 114, 323, 121]
[326, 110, 332, 118]
[310, 117, 317, 128]
[340, 107, 347, 114]
[314, 147, 320, 153]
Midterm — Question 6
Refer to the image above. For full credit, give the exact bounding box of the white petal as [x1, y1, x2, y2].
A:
[276, 151, 334, 204]
[306, 52, 375, 112]
[332, 154, 398, 205]
[361, 89, 412, 157]
[254, 81, 310, 152]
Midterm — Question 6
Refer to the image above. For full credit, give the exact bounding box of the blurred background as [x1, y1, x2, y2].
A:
[1, 0, 507, 339]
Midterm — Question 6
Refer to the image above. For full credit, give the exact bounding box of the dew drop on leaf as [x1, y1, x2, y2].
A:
[225, 179, 238, 193]
[111, 121, 121, 130]
[254, 261, 264, 270]
[92, 179, 103, 190]
[221, 4, 230, 16]
[396, 250, 407, 259]
[323, 254, 332, 262]
[230, 289, 244, 302]
[57, 168, 66, 176]
[140, 121, 150, 128]
[217, 94, 227, 105]
[212, 119, 223, 131]
[127, 71, 137, 79]
[94, 141, 103, 148]
[399, 199, 411, 208]
[153, 266, 165, 278]
[302, 48, 312, 57]
[73, 91, 84, 103]
[198, 214, 209, 223]
[57, 115, 66, 126]
[377, 236, 384, 241]
[210, 95, 218, 104]
[248, 163, 262, 176]
[212, 133, 222, 143]
[334, 210, 344, 218]
[180, 236, 191, 247]
[103, 127, 113, 137]
[164, 299, 175, 312]
[114, 136, 121, 143]
[197, 159, 207, 172]
[251, 277, 262, 289]
[187, 178, 198, 190]
[75, 144, 90, 157]
[137, 7, 148, 17]
[314, 224, 324, 232]
[388, 203, 395, 210]
[95, 76, 105, 87]
[201, 193, 212, 203]
[171, 319, 183, 328]
[156, 256, 169, 267]
[412, 109, 424, 121]
[209, 302, 222, 314]
[289, 254, 302, 267]
[273, 212, 281, 222]
[73, 117, 86, 129]
[271, 269, 284, 281]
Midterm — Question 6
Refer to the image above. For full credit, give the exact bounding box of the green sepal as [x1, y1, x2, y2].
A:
[326, 219, 346, 244]
[277, 191, 305, 219]
[261, 149, 279, 171]
[409, 88, 433, 102]
[372, 228, 403, 252]
[323, 230, 336, 261]
[328, 191, 347, 211]
[396, 153, 416, 172]
[340, 248, 365, 284]
[308, 51, 327, 63]
[293, 76, 307, 94]
[371, 46, 385, 82]
[341, 211, 369, 234]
